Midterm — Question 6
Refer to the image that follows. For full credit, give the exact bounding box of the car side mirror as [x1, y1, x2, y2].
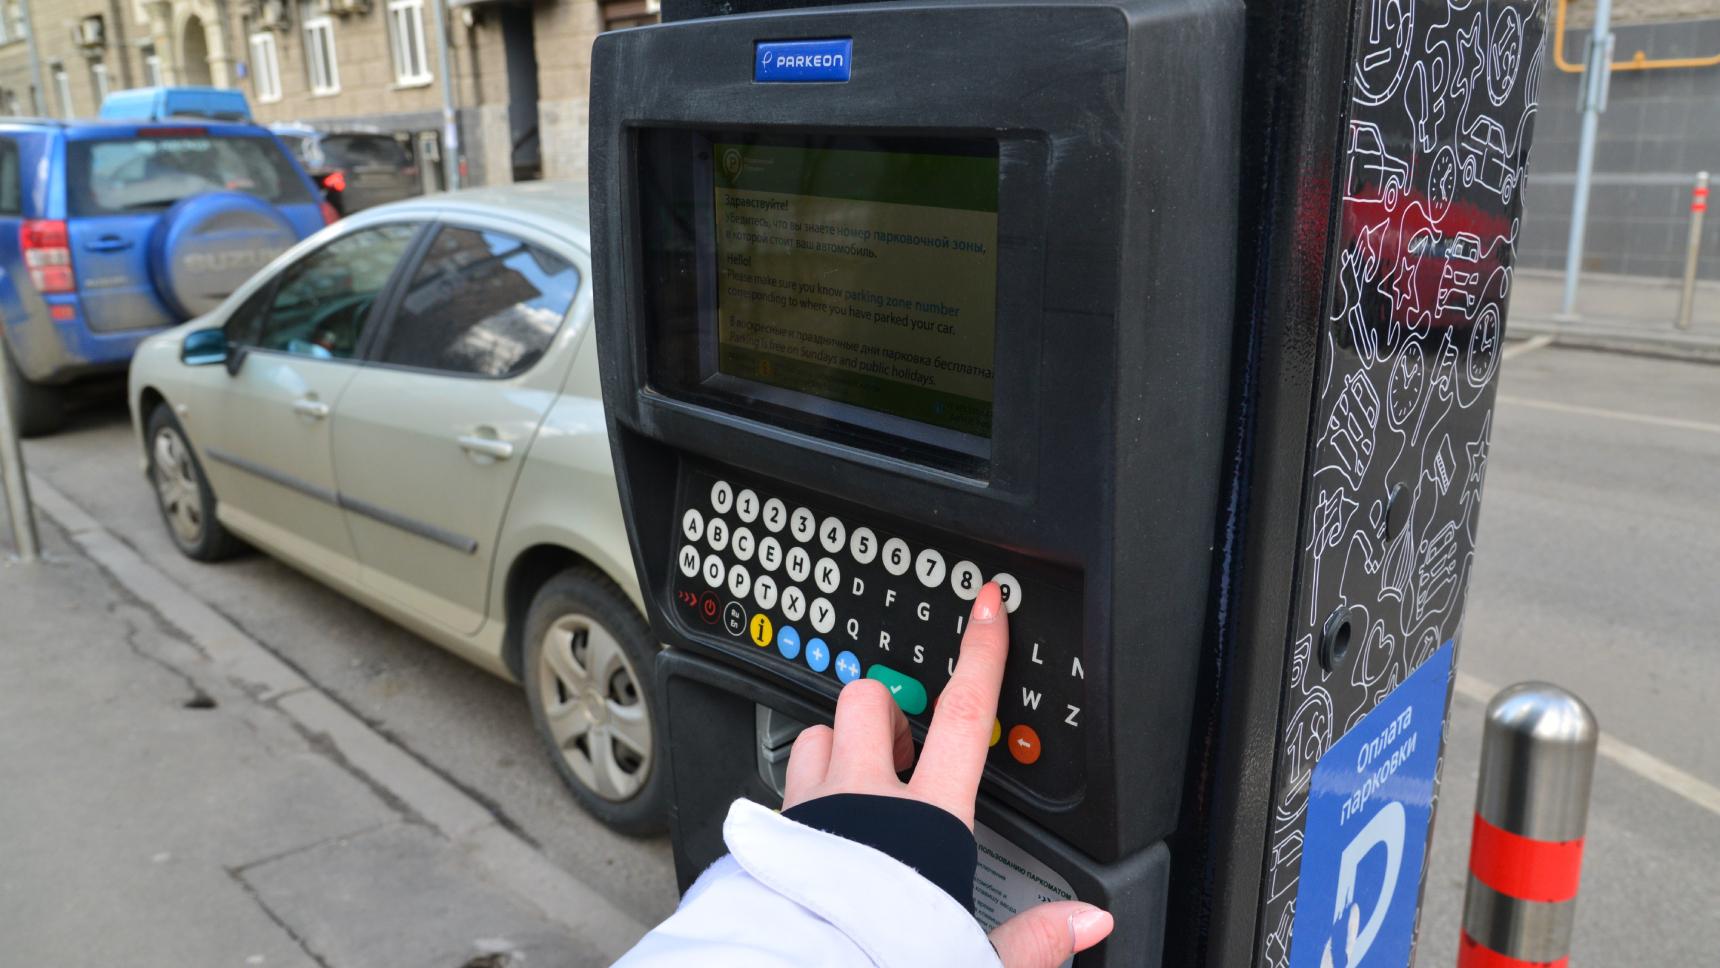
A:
[181, 328, 228, 366]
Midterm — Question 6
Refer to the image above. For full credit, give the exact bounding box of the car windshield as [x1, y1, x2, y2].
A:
[320, 135, 409, 169]
[65, 135, 314, 216]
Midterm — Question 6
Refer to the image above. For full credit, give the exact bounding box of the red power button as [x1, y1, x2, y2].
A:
[1007, 725, 1042, 764]
[699, 591, 721, 625]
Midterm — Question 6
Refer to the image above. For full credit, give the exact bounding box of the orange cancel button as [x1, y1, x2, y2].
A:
[1006, 724, 1041, 764]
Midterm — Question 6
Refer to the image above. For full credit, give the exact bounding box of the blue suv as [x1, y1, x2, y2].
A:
[0, 118, 331, 434]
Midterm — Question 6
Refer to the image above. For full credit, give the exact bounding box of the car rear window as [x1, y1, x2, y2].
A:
[65, 135, 314, 217]
[320, 135, 409, 169]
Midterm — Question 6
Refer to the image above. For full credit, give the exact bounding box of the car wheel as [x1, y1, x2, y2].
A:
[146, 404, 244, 561]
[3, 346, 64, 437]
[523, 567, 667, 835]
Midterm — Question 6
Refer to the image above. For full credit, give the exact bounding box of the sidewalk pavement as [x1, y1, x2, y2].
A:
[1507, 268, 1720, 362]
[0, 486, 647, 966]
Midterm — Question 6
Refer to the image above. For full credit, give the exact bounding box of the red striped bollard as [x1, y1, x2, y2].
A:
[1676, 171, 1709, 331]
[1458, 683, 1598, 968]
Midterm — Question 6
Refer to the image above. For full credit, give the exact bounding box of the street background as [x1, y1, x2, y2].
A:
[4, 327, 1717, 964]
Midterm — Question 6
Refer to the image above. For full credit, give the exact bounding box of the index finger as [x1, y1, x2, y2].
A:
[910, 582, 1008, 825]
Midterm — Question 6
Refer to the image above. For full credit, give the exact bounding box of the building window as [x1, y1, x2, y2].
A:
[90, 62, 109, 105]
[250, 32, 282, 102]
[51, 64, 72, 118]
[387, 0, 431, 85]
[142, 43, 164, 86]
[302, 5, 339, 95]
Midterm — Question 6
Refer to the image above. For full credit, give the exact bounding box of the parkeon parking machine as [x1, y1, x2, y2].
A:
[589, 0, 1545, 963]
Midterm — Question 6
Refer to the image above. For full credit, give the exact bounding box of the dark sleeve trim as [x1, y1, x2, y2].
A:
[782, 793, 977, 913]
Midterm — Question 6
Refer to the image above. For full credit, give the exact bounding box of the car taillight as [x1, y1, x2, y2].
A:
[320, 202, 341, 226]
[20, 219, 75, 294]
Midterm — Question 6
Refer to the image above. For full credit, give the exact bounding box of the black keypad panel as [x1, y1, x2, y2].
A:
[668, 467, 1087, 808]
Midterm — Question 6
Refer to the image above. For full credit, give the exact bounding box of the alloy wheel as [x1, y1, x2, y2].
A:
[152, 426, 204, 545]
[536, 612, 653, 801]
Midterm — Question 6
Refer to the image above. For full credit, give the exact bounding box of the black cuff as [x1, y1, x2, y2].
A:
[782, 793, 977, 912]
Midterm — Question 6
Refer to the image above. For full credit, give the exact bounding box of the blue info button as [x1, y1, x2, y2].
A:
[755, 39, 852, 82]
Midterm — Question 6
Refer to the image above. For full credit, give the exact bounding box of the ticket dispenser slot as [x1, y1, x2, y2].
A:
[591, 1, 1243, 964]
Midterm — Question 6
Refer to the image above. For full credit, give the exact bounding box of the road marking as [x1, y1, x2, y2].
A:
[24, 473, 651, 955]
[1501, 334, 1555, 360]
[1496, 395, 1720, 436]
[1455, 671, 1720, 819]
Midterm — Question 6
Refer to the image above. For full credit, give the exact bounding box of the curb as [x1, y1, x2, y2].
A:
[1508, 316, 1720, 364]
[25, 472, 652, 960]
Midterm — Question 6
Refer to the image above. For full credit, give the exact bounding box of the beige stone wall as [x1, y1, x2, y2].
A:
[242, 2, 445, 125]
[0, 0, 147, 118]
[534, 0, 602, 180]
[1562, 0, 1720, 26]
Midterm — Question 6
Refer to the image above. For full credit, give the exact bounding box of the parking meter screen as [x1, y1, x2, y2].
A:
[709, 139, 999, 441]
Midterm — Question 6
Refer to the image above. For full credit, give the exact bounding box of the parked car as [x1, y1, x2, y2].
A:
[271, 125, 422, 215]
[99, 86, 252, 122]
[127, 182, 665, 834]
[0, 118, 334, 435]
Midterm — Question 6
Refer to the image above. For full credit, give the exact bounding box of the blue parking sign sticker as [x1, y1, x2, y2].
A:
[1287, 641, 1452, 968]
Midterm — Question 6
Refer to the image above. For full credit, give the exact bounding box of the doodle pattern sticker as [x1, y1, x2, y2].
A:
[1257, 2, 1546, 966]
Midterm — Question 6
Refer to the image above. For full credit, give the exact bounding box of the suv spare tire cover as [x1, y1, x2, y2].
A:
[148, 192, 301, 320]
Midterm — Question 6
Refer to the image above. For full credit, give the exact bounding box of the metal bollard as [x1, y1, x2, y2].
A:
[0, 335, 39, 562]
[1458, 683, 1598, 968]
[1676, 172, 1709, 331]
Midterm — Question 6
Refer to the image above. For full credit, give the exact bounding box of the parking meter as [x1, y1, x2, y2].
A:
[590, 0, 1544, 962]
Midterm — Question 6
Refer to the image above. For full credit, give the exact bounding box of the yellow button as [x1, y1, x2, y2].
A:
[991, 719, 1002, 747]
[749, 613, 773, 647]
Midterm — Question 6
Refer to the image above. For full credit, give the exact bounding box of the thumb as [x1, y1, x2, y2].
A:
[987, 901, 1113, 968]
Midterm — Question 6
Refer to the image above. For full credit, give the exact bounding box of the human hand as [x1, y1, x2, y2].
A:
[780, 582, 1114, 968]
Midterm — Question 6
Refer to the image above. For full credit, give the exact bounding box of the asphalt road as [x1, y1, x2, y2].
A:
[17, 340, 1719, 963]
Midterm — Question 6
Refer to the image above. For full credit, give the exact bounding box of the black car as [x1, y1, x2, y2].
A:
[272, 126, 423, 215]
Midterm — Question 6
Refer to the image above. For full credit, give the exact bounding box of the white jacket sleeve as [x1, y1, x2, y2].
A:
[613, 798, 1004, 968]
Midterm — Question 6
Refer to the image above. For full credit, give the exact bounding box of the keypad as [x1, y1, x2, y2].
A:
[668, 468, 1087, 804]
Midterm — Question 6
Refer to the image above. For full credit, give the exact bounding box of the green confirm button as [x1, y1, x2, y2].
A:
[866, 665, 927, 715]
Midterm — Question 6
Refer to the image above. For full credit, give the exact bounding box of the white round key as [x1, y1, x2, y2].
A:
[753, 574, 778, 610]
[949, 560, 984, 600]
[710, 480, 733, 513]
[678, 544, 702, 578]
[990, 573, 1023, 613]
[727, 564, 751, 599]
[814, 557, 841, 594]
[810, 597, 836, 634]
[682, 508, 704, 542]
[790, 507, 817, 544]
[785, 546, 811, 583]
[882, 537, 912, 576]
[702, 554, 725, 589]
[916, 548, 946, 588]
[735, 489, 759, 523]
[731, 527, 755, 562]
[758, 537, 783, 572]
[819, 517, 846, 554]
[706, 517, 729, 552]
[762, 498, 788, 533]
[780, 586, 807, 621]
[849, 527, 878, 565]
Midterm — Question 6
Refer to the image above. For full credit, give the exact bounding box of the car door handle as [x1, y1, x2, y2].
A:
[291, 398, 330, 419]
[457, 435, 514, 460]
[85, 236, 134, 252]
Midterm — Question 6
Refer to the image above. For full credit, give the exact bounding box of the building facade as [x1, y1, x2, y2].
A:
[1521, 0, 1720, 279]
[0, 0, 656, 187]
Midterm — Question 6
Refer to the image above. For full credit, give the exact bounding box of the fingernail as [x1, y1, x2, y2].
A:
[971, 582, 1001, 622]
[1071, 908, 1113, 946]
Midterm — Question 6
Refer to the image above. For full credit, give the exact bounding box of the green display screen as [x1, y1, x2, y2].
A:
[712, 141, 999, 440]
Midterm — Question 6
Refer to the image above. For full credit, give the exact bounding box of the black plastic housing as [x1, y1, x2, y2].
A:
[592, 0, 1244, 865]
